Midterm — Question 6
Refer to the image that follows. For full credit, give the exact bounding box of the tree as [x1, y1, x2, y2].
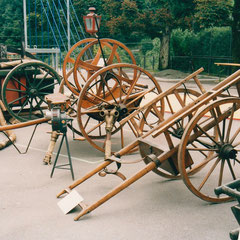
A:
[232, 0, 240, 64]
[137, 1, 174, 69]
[194, 0, 232, 29]
[0, 0, 23, 47]
[194, 0, 240, 64]
[100, 0, 197, 70]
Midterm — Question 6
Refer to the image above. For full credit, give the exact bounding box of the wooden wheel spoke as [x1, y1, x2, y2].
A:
[129, 117, 142, 136]
[230, 126, 240, 145]
[11, 76, 27, 88]
[85, 120, 105, 135]
[67, 57, 75, 64]
[218, 159, 225, 187]
[35, 69, 51, 88]
[189, 142, 208, 157]
[16, 97, 29, 115]
[23, 67, 33, 85]
[123, 70, 142, 105]
[77, 69, 88, 84]
[210, 108, 224, 143]
[165, 95, 175, 114]
[8, 94, 27, 105]
[111, 71, 132, 86]
[226, 159, 237, 180]
[38, 81, 58, 91]
[120, 127, 124, 148]
[196, 124, 220, 147]
[91, 46, 102, 65]
[6, 88, 26, 93]
[198, 115, 212, 126]
[107, 44, 119, 65]
[102, 79, 118, 104]
[125, 87, 155, 107]
[147, 108, 161, 120]
[77, 59, 101, 71]
[86, 90, 111, 105]
[126, 120, 138, 137]
[80, 109, 102, 115]
[37, 95, 48, 105]
[225, 103, 236, 143]
[234, 158, 240, 165]
[28, 97, 34, 118]
[187, 153, 218, 176]
[183, 91, 187, 104]
[83, 116, 91, 129]
[173, 90, 185, 107]
[198, 158, 221, 191]
[186, 147, 218, 151]
[34, 97, 44, 116]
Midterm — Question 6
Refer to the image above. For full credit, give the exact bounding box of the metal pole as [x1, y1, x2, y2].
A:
[23, 0, 28, 48]
[67, 0, 70, 51]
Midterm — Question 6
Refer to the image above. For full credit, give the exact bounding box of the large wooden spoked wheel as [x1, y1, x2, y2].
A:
[1, 61, 61, 122]
[62, 38, 96, 96]
[140, 88, 201, 179]
[178, 97, 240, 203]
[73, 39, 136, 94]
[77, 63, 163, 153]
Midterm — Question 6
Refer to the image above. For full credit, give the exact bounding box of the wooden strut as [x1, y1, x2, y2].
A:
[57, 68, 240, 220]
[0, 100, 16, 149]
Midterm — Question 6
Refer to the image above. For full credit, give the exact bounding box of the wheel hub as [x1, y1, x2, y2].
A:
[29, 88, 38, 97]
[173, 127, 184, 139]
[116, 104, 128, 120]
[218, 143, 237, 160]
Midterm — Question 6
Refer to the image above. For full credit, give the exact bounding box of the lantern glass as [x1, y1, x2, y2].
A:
[84, 16, 93, 32]
[83, 14, 101, 34]
[95, 16, 101, 29]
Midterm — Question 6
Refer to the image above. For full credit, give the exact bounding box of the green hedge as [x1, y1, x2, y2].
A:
[170, 27, 232, 74]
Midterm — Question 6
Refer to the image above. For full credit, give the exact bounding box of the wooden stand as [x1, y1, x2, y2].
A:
[43, 93, 70, 164]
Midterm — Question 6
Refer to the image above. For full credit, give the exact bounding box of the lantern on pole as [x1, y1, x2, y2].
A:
[83, 7, 101, 34]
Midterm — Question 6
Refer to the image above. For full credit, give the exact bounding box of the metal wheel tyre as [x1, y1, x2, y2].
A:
[178, 97, 240, 202]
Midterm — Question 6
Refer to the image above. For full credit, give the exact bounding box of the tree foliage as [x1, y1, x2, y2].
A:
[1, 0, 239, 67]
[0, 0, 23, 46]
[194, 0, 233, 29]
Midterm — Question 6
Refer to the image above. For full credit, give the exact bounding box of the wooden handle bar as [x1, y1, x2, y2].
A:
[0, 118, 49, 131]
[119, 67, 204, 126]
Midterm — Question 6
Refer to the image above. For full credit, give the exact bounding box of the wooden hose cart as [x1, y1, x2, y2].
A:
[0, 46, 62, 153]
[55, 66, 240, 220]
[44, 38, 163, 163]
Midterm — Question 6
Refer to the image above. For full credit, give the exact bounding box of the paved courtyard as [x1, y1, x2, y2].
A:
[0, 77, 239, 240]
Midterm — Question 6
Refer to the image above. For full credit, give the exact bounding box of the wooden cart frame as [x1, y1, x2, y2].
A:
[56, 66, 240, 220]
